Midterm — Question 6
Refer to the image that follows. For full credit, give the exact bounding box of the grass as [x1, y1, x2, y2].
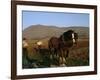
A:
[66, 47, 89, 66]
[22, 38, 89, 68]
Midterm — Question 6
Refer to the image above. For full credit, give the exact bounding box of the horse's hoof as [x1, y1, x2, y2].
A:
[60, 64, 66, 67]
[63, 58, 66, 63]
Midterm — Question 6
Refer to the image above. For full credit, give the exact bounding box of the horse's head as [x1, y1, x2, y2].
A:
[61, 30, 78, 47]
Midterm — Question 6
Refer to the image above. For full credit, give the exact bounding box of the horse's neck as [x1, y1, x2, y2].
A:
[59, 35, 65, 45]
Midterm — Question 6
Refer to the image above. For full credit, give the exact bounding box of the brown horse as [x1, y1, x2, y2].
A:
[59, 30, 78, 64]
[48, 37, 60, 60]
[48, 30, 78, 65]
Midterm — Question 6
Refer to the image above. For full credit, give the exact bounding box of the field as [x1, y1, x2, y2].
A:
[23, 38, 89, 68]
[22, 25, 89, 68]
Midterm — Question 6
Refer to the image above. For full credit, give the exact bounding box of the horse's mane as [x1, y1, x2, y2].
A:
[62, 30, 74, 41]
[66, 30, 74, 33]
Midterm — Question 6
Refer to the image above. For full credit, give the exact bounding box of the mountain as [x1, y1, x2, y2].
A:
[23, 25, 89, 40]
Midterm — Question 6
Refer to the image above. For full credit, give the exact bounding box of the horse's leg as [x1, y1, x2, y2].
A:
[56, 50, 60, 65]
[65, 49, 69, 58]
[51, 48, 55, 59]
[54, 49, 59, 59]
[48, 44, 53, 60]
[49, 48, 55, 66]
[62, 50, 66, 64]
[48, 46, 53, 60]
[59, 49, 64, 65]
[54, 49, 56, 58]
[59, 49, 62, 65]
[56, 50, 59, 60]
[50, 49, 53, 60]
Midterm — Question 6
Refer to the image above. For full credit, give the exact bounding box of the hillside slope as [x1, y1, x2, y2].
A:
[23, 25, 89, 39]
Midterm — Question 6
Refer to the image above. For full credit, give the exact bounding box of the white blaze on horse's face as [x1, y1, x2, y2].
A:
[72, 33, 75, 43]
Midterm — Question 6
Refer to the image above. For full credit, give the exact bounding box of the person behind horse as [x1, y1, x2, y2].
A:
[48, 30, 78, 66]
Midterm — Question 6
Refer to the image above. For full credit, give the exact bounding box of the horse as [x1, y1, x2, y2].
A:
[48, 37, 60, 60]
[59, 30, 78, 48]
[59, 30, 78, 64]
[48, 30, 78, 66]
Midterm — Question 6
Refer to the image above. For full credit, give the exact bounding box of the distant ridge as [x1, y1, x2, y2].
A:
[23, 25, 89, 40]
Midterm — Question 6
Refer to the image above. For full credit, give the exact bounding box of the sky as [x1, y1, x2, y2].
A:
[22, 11, 89, 30]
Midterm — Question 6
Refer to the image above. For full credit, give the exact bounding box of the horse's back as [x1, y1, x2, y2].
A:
[48, 37, 59, 49]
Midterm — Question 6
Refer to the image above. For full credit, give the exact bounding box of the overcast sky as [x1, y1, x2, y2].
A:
[22, 11, 89, 30]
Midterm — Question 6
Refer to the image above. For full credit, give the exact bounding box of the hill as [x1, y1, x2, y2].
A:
[23, 25, 89, 40]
